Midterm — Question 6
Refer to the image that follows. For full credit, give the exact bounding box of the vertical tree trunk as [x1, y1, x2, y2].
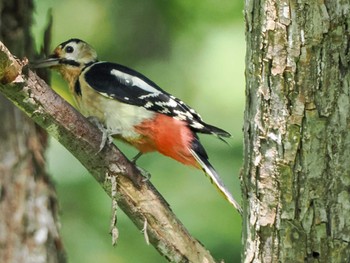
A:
[243, 0, 350, 262]
[0, 1, 65, 262]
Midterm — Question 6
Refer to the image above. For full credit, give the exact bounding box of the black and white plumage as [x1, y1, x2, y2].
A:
[82, 61, 231, 137]
[33, 38, 241, 214]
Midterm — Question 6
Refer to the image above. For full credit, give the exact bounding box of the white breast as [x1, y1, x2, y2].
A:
[74, 80, 155, 139]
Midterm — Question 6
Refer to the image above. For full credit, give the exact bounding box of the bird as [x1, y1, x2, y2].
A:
[32, 38, 242, 214]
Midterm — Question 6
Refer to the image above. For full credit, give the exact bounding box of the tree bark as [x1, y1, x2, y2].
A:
[243, 0, 350, 262]
[0, 1, 65, 262]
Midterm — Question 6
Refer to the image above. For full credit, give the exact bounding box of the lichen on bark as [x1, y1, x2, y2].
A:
[243, 0, 350, 262]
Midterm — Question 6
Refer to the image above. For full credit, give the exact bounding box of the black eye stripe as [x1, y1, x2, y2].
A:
[65, 46, 74, 53]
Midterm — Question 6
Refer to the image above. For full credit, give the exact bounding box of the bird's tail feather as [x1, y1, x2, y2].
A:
[189, 149, 242, 215]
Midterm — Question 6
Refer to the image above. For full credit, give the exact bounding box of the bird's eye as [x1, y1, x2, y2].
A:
[65, 46, 74, 53]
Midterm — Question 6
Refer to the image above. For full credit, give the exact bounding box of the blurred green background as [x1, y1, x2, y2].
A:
[32, 0, 245, 262]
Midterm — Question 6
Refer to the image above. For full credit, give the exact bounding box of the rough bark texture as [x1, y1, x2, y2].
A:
[243, 0, 350, 262]
[0, 1, 65, 262]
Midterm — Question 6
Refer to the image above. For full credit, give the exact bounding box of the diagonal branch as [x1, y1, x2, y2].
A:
[0, 41, 217, 263]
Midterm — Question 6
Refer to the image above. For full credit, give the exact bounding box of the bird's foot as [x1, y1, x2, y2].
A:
[135, 165, 151, 182]
[130, 152, 150, 181]
[87, 116, 119, 152]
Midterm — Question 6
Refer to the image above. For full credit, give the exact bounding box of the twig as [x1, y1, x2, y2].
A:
[107, 171, 119, 246]
[142, 218, 150, 245]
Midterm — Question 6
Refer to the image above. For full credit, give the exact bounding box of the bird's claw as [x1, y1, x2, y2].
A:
[99, 129, 115, 152]
[87, 116, 119, 152]
[135, 165, 151, 181]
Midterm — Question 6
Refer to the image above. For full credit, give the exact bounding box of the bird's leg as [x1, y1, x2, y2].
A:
[136, 166, 151, 181]
[87, 115, 103, 128]
[130, 152, 151, 181]
[87, 116, 120, 152]
[131, 152, 143, 163]
[87, 116, 110, 151]
[88, 116, 150, 181]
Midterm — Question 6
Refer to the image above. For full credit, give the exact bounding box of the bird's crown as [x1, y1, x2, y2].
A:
[33, 38, 98, 69]
[52, 38, 98, 66]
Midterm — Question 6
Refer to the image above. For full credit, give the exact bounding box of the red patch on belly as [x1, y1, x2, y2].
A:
[132, 114, 198, 167]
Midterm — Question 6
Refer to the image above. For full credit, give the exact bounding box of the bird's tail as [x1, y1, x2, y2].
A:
[189, 149, 242, 215]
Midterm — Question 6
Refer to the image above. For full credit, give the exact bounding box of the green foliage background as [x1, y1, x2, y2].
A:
[32, 0, 245, 262]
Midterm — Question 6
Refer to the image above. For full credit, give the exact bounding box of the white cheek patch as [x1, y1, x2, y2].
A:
[64, 42, 80, 60]
[63, 42, 97, 64]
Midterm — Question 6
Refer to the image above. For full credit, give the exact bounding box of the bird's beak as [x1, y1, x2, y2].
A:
[30, 55, 61, 69]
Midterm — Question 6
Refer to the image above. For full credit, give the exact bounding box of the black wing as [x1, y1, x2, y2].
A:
[83, 62, 230, 137]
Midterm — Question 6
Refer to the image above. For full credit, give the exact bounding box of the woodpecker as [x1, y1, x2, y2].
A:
[33, 38, 242, 214]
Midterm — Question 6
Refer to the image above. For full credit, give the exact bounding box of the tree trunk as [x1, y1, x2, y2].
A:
[243, 0, 350, 262]
[0, 1, 65, 262]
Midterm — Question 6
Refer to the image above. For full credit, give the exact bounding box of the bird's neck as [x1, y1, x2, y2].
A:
[58, 66, 82, 92]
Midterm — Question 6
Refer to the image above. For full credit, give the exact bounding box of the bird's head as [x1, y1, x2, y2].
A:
[33, 38, 98, 70]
